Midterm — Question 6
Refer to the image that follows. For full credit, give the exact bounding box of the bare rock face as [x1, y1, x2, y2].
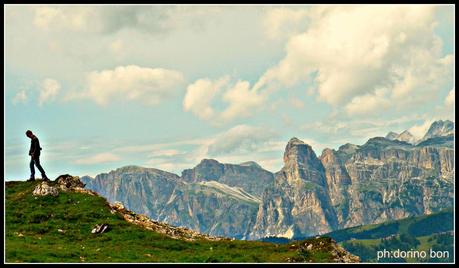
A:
[32, 182, 59, 196]
[181, 158, 274, 197]
[249, 138, 338, 239]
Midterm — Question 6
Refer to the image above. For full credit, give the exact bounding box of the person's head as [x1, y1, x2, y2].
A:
[26, 130, 33, 138]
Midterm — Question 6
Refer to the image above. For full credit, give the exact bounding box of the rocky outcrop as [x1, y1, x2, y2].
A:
[33, 175, 99, 197]
[421, 120, 454, 141]
[286, 237, 360, 263]
[249, 138, 338, 239]
[32, 181, 59, 196]
[56, 174, 86, 192]
[109, 200, 229, 242]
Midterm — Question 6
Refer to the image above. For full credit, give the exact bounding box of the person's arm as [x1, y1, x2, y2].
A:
[30, 138, 39, 157]
[29, 140, 34, 156]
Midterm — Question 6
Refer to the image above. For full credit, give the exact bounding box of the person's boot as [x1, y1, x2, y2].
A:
[27, 177, 35, 182]
[42, 175, 50, 182]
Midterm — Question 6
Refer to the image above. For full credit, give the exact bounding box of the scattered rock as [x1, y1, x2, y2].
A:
[57, 229, 65, 233]
[112, 201, 124, 210]
[108, 201, 228, 242]
[294, 237, 360, 263]
[56, 174, 85, 191]
[91, 224, 109, 234]
[32, 182, 59, 196]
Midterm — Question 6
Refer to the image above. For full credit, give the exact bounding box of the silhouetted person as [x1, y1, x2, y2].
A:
[26, 130, 50, 182]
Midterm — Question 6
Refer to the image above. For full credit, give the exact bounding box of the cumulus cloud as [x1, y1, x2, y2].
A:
[262, 7, 309, 40]
[12, 90, 28, 104]
[74, 152, 120, 165]
[255, 6, 453, 116]
[183, 76, 229, 120]
[31, 6, 222, 35]
[445, 88, 455, 107]
[220, 80, 267, 122]
[38, 79, 60, 106]
[183, 77, 267, 123]
[32, 6, 172, 34]
[345, 88, 391, 116]
[70, 65, 184, 106]
[207, 124, 278, 156]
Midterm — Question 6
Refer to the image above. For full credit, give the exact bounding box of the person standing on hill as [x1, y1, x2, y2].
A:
[26, 130, 50, 182]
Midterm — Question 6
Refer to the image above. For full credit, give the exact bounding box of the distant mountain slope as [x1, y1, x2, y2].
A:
[82, 161, 271, 239]
[5, 179, 360, 263]
[320, 208, 453, 242]
[82, 119, 454, 241]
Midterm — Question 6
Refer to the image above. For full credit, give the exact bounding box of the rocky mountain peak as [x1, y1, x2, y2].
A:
[198, 158, 221, 166]
[239, 161, 262, 169]
[385, 131, 399, 140]
[422, 120, 454, 141]
[396, 130, 416, 144]
[283, 137, 316, 165]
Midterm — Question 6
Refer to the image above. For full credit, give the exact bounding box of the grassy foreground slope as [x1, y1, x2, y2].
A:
[5, 180, 351, 263]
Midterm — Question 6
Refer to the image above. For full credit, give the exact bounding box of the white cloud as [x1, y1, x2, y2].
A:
[220, 80, 267, 122]
[183, 77, 267, 123]
[70, 65, 184, 106]
[183, 76, 229, 120]
[148, 149, 184, 158]
[207, 124, 278, 156]
[445, 88, 455, 107]
[262, 7, 309, 40]
[12, 90, 28, 104]
[345, 88, 391, 116]
[74, 152, 120, 165]
[408, 119, 435, 140]
[38, 78, 60, 106]
[255, 6, 453, 116]
[31, 6, 221, 35]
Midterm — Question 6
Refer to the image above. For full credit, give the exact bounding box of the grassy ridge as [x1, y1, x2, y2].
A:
[319, 209, 454, 263]
[5, 180, 339, 263]
[323, 208, 453, 242]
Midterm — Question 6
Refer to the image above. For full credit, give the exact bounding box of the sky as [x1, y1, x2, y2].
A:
[4, 4, 455, 180]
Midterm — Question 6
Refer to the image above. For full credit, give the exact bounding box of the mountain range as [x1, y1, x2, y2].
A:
[81, 120, 454, 240]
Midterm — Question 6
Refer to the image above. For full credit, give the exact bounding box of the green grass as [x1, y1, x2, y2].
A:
[5, 180, 339, 263]
[318, 208, 454, 263]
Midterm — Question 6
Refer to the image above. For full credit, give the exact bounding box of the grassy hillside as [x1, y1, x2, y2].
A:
[321, 209, 454, 263]
[5, 180, 353, 263]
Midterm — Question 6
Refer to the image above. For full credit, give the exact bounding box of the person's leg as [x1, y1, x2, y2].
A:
[29, 158, 35, 181]
[34, 157, 49, 180]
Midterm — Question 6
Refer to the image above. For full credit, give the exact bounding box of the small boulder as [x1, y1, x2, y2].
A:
[56, 174, 85, 191]
[32, 182, 59, 196]
[91, 224, 109, 234]
[112, 201, 125, 211]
